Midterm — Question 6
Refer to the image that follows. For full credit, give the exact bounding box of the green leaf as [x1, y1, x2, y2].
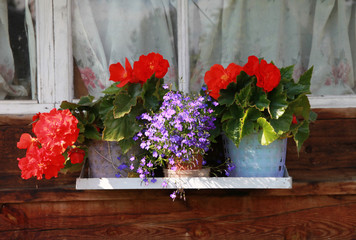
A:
[309, 111, 318, 122]
[102, 110, 141, 142]
[298, 66, 313, 87]
[268, 84, 288, 119]
[293, 121, 310, 152]
[236, 84, 252, 108]
[60, 101, 79, 110]
[99, 95, 114, 119]
[113, 92, 138, 118]
[290, 95, 311, 121]
[280, 65, 294, 81]
[78, 95, 95, 106]
[257, 117, 279, 145]
[142, 76, 163, 111]
[252, 87, 270, 111]
[241, 108, 261, 139]
[118, 138, 136, 154]
[235, 71, 253, 90]
[270, 108, 293, 134]
[223, 118, 242, 148]
[218, 81, 238, 106]
[84, 125, 101, 140]
[102, 82, 121, 94]
[221, 104, 244, 123]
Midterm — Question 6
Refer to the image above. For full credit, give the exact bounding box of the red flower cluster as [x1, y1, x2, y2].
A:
[17, 109, 82, 180]
[204, 56, 281, 99]
[243, 56, 281, 92]
[109, 52, 170, 88]
[204, 63, 243, 99]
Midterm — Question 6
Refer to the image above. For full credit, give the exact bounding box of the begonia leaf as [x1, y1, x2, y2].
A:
[252, 87, 270, 111]
[241, 108, 261, 139]
[268, 84, 288, 119]
[293, 120, 310, 152]
[257, 117, 279, 145]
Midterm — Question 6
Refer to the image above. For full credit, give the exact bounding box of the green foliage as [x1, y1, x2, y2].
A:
[217, 65, 317, 152]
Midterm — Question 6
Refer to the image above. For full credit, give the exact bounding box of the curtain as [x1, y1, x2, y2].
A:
[189, 0, 356, 95]
[72, 0, 177, 98]
[0, 0, 30, 100]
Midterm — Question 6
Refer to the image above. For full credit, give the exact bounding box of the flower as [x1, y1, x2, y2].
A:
[17, 109, 80, 179]
[204, 63, 243, 99]
[131, 88, 217, 186]
[68, 148, 86, 164]
[133, 52, 170, 82]
[109, 58, 134, 88]
[204, 55, 317, 151]
[18, 52, 170, 180]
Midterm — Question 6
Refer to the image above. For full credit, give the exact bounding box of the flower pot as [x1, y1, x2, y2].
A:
[164, 155, 211, 177]
[163, 168, 211, 178]
[87, 140, 139, 178]
[223, 133, 287, 177]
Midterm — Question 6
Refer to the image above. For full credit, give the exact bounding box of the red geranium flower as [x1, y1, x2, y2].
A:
[18, 145, 65, 180]
[109, 58, 134, 88]
[243, 56, 280, 92]
[68, 148, 86, 164]
[17, 133, 38, 151]
[133, 52, 169, 84]
[33, 109, 79, 154]
[204, 63, 243, 99]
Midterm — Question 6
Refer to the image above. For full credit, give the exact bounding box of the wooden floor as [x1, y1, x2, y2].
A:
[1, 109, 356, 239]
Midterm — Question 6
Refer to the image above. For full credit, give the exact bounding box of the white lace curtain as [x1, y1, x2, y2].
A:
[73, 0, 356, 97]
[0, 0, 34, 100]
[72, 0, 178, 98]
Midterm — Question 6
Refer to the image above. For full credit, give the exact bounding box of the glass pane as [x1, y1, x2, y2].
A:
[189, 0, 356, 96]
[0, 0, 36, 100]
[72, 0, 178, 98]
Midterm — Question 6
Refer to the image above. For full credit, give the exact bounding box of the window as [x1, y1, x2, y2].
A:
[1, 0, 356, 115]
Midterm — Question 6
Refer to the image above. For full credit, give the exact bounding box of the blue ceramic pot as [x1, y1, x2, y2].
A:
[223, 133, 287, 177]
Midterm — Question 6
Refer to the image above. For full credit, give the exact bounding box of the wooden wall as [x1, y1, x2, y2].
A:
[1, 109, 356, 239]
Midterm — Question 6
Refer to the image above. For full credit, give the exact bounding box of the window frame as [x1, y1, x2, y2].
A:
[1, 0, 355, 115]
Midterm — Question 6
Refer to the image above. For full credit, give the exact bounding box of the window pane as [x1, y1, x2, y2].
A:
[189, 0, 356, 95]
[72, 0, 178, 98]
[0, 0, 36, 100]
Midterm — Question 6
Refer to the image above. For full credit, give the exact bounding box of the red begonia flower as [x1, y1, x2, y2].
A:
[292, 115, 298, 124]
[109, 58, 134, 88]
[243, 56, 280, 92]
[68, 148, 86, 164]
[33, 109, 79, 154]
[18, 145, 65, 180]
[204, 63, 243, 99]
[133, 52, 169, 83]
[257, 59, 281, 92]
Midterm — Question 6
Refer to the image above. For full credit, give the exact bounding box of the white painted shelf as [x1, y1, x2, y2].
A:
[76, 167, 292, 190]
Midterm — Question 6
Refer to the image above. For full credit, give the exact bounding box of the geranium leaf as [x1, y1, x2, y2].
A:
[268, 84, 288, 119]
[293, 121, 310, 152]
[252, 87, 270, 111]
[257, 117, 279, 145]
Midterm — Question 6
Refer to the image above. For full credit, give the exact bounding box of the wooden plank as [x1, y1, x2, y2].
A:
[1, 195, 356, 239]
